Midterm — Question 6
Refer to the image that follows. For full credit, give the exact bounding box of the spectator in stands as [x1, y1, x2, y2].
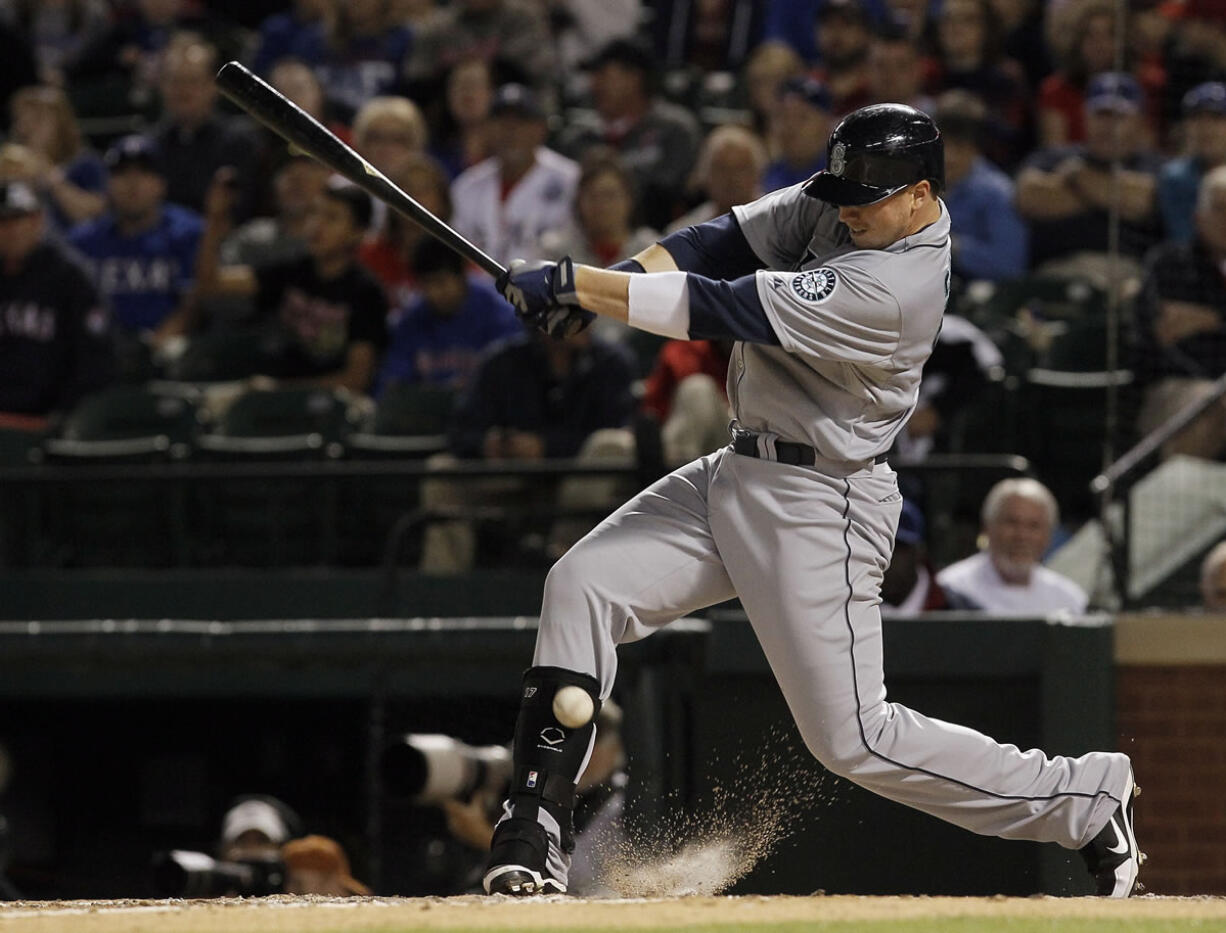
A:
[195, 175, 388, 393]
[430, 58, 495, 181]
[6, 85, 106, 233]
[1015, 72, 1161, 285]
[741, 40, 806, 138]
[1133, 165, 1226, 461]
[650, 0, 765, 71]
[251, 0, 330, 76]
[881, 500, 950, 615]
[640, 338, 734, 466]
[554, 0, 642, 74]
[452, 83, 579, 266]
[152, 35, 261, 220]
[669, 125, 768, 231]
[203, 152, 332, 325]
[0, 180, 113, 426]
[375, 237, 521, 395]
[1159, 0, 1226, 130]
[558, 38, 701, 231]
[67, 0, 243, 114]
[540, 152, 659, 275]
[1159, 82, 1226, 246]
[864, 23, 936, 113]
[298, 0, 414, 123]
[281, 835, 371, 896]
[353, 96, 429, 181]
[893, 313, 1003, 461]
[763, 77, 833, 192]
[1036, 0, 1162, 147]
[929, 0, 1031, 167]
[359, 152, 453, 312]
[934, 90, 1028, 282]
[270, 57, 349, 142]
[1201, 541, 1226, 611]
[420, 327, 635, 572]
[936, 477, 1088, 614]
[404, 0, 554, 92]
[0, 0, 111, 88]
[812, 0, 873, 116]
[69, 135, 202, 347]
[994, 0, 1049, 91]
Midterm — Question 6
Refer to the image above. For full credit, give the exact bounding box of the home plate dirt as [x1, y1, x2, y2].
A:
[3, 895, 1226, 932]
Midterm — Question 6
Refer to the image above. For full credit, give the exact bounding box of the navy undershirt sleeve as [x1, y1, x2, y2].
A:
[658, 213, 766, 279]
[685, 273, 780, 345]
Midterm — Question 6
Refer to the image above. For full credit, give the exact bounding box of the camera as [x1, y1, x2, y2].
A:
[152, 849, 286, 897]
[381, 734, 512, 805]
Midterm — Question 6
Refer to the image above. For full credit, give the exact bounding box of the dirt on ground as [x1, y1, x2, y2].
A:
[2, 894, 1226, 933]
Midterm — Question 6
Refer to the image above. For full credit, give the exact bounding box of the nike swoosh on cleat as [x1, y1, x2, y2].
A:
[1106, 816, 1130, 855]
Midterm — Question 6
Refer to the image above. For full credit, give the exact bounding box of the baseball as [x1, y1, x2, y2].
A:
[552, 685, 594, 728]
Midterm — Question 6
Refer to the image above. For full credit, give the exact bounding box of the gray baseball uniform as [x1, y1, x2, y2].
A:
[529, 183, 1132, 886]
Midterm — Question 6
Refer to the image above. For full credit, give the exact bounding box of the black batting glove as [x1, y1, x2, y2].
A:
[498, 257, 595, 338]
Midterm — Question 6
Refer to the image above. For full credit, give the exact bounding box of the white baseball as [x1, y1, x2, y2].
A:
[552, 685, 595, 728]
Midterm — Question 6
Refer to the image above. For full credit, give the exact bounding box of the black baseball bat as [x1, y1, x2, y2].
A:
[214, 60, 506, 280]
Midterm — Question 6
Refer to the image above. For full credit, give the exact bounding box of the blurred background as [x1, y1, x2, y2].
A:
[0, 0, 1223, 902]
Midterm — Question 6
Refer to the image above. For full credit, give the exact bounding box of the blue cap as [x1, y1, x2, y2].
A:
[778, 76, 832, 112]
[1182, 81, 1226, 116]
[1085, 72, 1142, 114]
[105, 134, 164, 173]
[895, 499, 926, 547]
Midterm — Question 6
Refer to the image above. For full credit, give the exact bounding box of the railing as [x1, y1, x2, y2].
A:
[0, 453, 1033, 570]
[1089, 372, 1226, 606]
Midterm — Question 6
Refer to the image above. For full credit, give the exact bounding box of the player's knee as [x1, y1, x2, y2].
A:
[542, 542, 604, 617]
[797, 719, 877, 778]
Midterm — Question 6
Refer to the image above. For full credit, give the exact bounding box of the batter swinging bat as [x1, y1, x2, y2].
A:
[214, 60, 506, 280]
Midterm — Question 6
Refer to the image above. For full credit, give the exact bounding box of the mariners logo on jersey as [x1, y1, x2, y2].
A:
[791, 267, 838, 303]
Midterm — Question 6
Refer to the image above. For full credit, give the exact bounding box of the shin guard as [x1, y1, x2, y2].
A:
[506, 665, 601, 853]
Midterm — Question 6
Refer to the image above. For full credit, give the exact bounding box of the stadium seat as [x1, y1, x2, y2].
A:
[40, 385, 201, 462]
[195, 386, 359, 460]
[346, 384, 456, 459]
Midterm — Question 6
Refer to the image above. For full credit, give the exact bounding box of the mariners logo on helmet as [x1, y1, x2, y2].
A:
[792, 268, 838, 302]
[830, 142, 847, 177]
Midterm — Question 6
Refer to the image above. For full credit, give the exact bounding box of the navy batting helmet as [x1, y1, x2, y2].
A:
[803, 104, 943, 206]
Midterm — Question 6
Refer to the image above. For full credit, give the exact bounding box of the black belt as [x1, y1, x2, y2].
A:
[731, 430, 887, 467]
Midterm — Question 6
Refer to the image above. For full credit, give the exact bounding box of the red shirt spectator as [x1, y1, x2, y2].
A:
[641, 340, 731, 422]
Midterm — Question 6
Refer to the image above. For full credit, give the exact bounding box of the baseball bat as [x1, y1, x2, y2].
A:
[214, 60, 506, 280]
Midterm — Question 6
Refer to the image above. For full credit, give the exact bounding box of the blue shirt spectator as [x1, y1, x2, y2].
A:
[936, 91, 1028, 281]
[763, 76, 831, 192]
[251, 0, 329, 75]
[763, 0, 887, 63]
[68, 136, 202, 335]
[1158, 82, 1226, 246]
[376, 241, 522, 395]
[295, 7, 414, 122]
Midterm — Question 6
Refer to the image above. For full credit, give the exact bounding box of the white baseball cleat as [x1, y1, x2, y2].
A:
[1080, 772, 1146, 897]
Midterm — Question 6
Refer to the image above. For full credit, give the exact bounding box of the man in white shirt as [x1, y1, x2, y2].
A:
[937, 477, 1088, 615]
[450, 84, 579, 266]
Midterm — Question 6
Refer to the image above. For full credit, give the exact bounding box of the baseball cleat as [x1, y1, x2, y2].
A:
[483, 864, 566, 896]
[1080, 773, 1146, 896]
[482, 816, 565, 896]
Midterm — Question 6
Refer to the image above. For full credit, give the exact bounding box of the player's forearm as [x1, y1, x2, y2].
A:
[574, 266, 692, 339]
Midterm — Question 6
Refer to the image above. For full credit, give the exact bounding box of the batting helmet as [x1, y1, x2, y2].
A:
[803, 103, 943, 207]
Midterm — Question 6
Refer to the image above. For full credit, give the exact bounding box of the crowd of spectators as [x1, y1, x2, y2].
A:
[1, 0, 1225, 607]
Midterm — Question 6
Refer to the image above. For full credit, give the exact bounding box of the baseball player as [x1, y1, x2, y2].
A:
[483, 104, 1143, 898]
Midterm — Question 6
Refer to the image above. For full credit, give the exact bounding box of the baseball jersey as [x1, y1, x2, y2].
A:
[936, 550, 1088, 615]
[730, 183, 952, 462]
[0, 241, 113, 415]
[450, 148, 579, 266]
[68, 204, 202, 334]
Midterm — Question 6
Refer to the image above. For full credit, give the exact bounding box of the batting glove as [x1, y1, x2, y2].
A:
[499, 257, 595, 339]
